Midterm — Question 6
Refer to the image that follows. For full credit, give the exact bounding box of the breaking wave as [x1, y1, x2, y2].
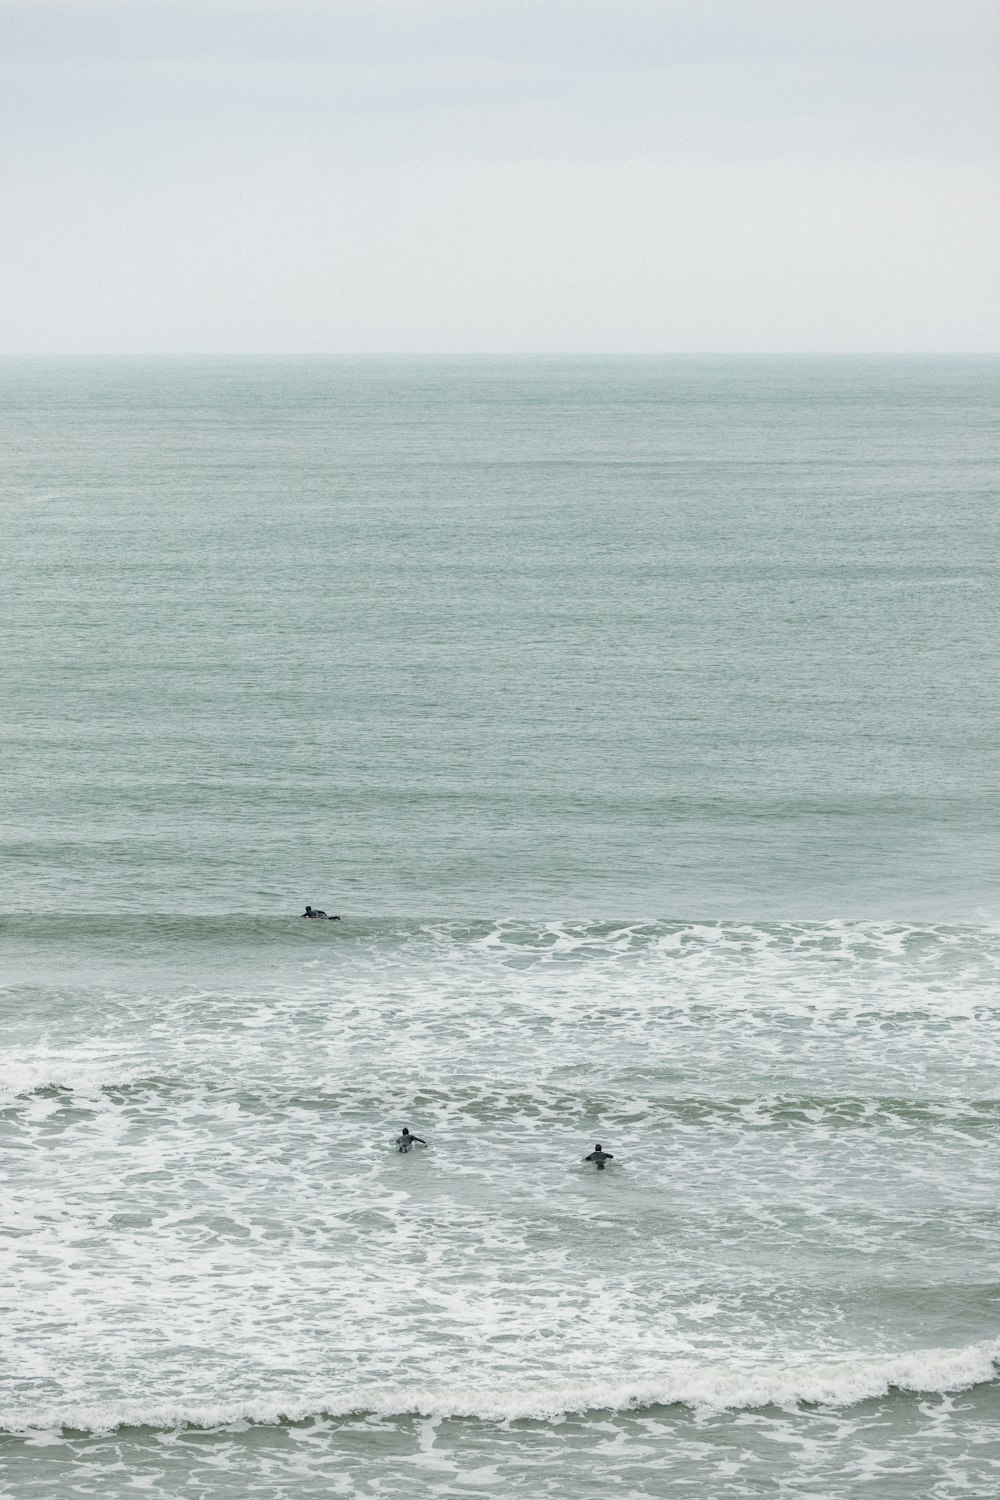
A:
[6, 1341, 1000, 1435]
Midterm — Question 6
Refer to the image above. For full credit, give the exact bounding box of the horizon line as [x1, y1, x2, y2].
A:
[1, 350, 998, 360]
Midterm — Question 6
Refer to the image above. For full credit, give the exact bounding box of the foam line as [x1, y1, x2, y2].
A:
[6, 1340, 999, 1435]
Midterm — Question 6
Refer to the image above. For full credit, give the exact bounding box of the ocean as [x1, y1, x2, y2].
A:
[2, 356, 999, 1497]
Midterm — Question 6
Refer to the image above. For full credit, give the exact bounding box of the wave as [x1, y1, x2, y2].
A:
[1, 912, 995, 953]
[4, 1067, 1000, 1133]
[0, 1063, 148, 1097]
[5, 1340, 999, 1435]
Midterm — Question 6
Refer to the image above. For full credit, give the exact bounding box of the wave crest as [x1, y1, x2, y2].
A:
[6, 1340, 999, 1435]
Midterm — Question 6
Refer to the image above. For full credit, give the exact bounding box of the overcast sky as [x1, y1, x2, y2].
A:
[1, 0, 997, 352]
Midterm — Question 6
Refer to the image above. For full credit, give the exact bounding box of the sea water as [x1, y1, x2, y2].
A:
[2, 357, 999, 1497]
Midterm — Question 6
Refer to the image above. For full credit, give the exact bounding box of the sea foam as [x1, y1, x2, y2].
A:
[6, 1340, 999, 1435]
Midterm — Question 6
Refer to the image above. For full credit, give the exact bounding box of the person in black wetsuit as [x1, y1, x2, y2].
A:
[584, 1143, 614, 1170]
[396, 1127, 428, 1152]
[302, 906, 341, 919]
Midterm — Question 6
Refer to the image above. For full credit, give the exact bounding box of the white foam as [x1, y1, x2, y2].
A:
[5, 1340, 998, 1435]
[0, 1059, 142, 1098]
[5, 917, 1000, 1471]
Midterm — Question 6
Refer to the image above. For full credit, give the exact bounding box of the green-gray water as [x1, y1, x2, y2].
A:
[2, 358, 999, 1497]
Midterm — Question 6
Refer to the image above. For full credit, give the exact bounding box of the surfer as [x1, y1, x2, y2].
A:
[584, 1143, 614, 1170]
[302, 906, 341, 919]
[396, 1127, 428, 1153]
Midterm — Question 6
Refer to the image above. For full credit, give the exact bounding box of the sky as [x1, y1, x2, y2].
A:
[0, 0, 997, 353]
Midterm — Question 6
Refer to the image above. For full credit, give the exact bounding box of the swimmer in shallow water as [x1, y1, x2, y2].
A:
[584, 1143, 614, 1170]
[302, 906, 341, 919]
[396, 1127, 428, 1153]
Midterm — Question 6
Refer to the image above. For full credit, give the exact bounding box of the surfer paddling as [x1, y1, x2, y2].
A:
[302, 905, 341, 920]
[396, 1127, 428, 1153]
[584, 1143, 614, 1170]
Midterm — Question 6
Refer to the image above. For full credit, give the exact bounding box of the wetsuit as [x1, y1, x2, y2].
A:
[585, 1150, 614, 1170]
[396, 1132, 427, 1153]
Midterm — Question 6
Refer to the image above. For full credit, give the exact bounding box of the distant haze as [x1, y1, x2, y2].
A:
[1, 0, 997, 353]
